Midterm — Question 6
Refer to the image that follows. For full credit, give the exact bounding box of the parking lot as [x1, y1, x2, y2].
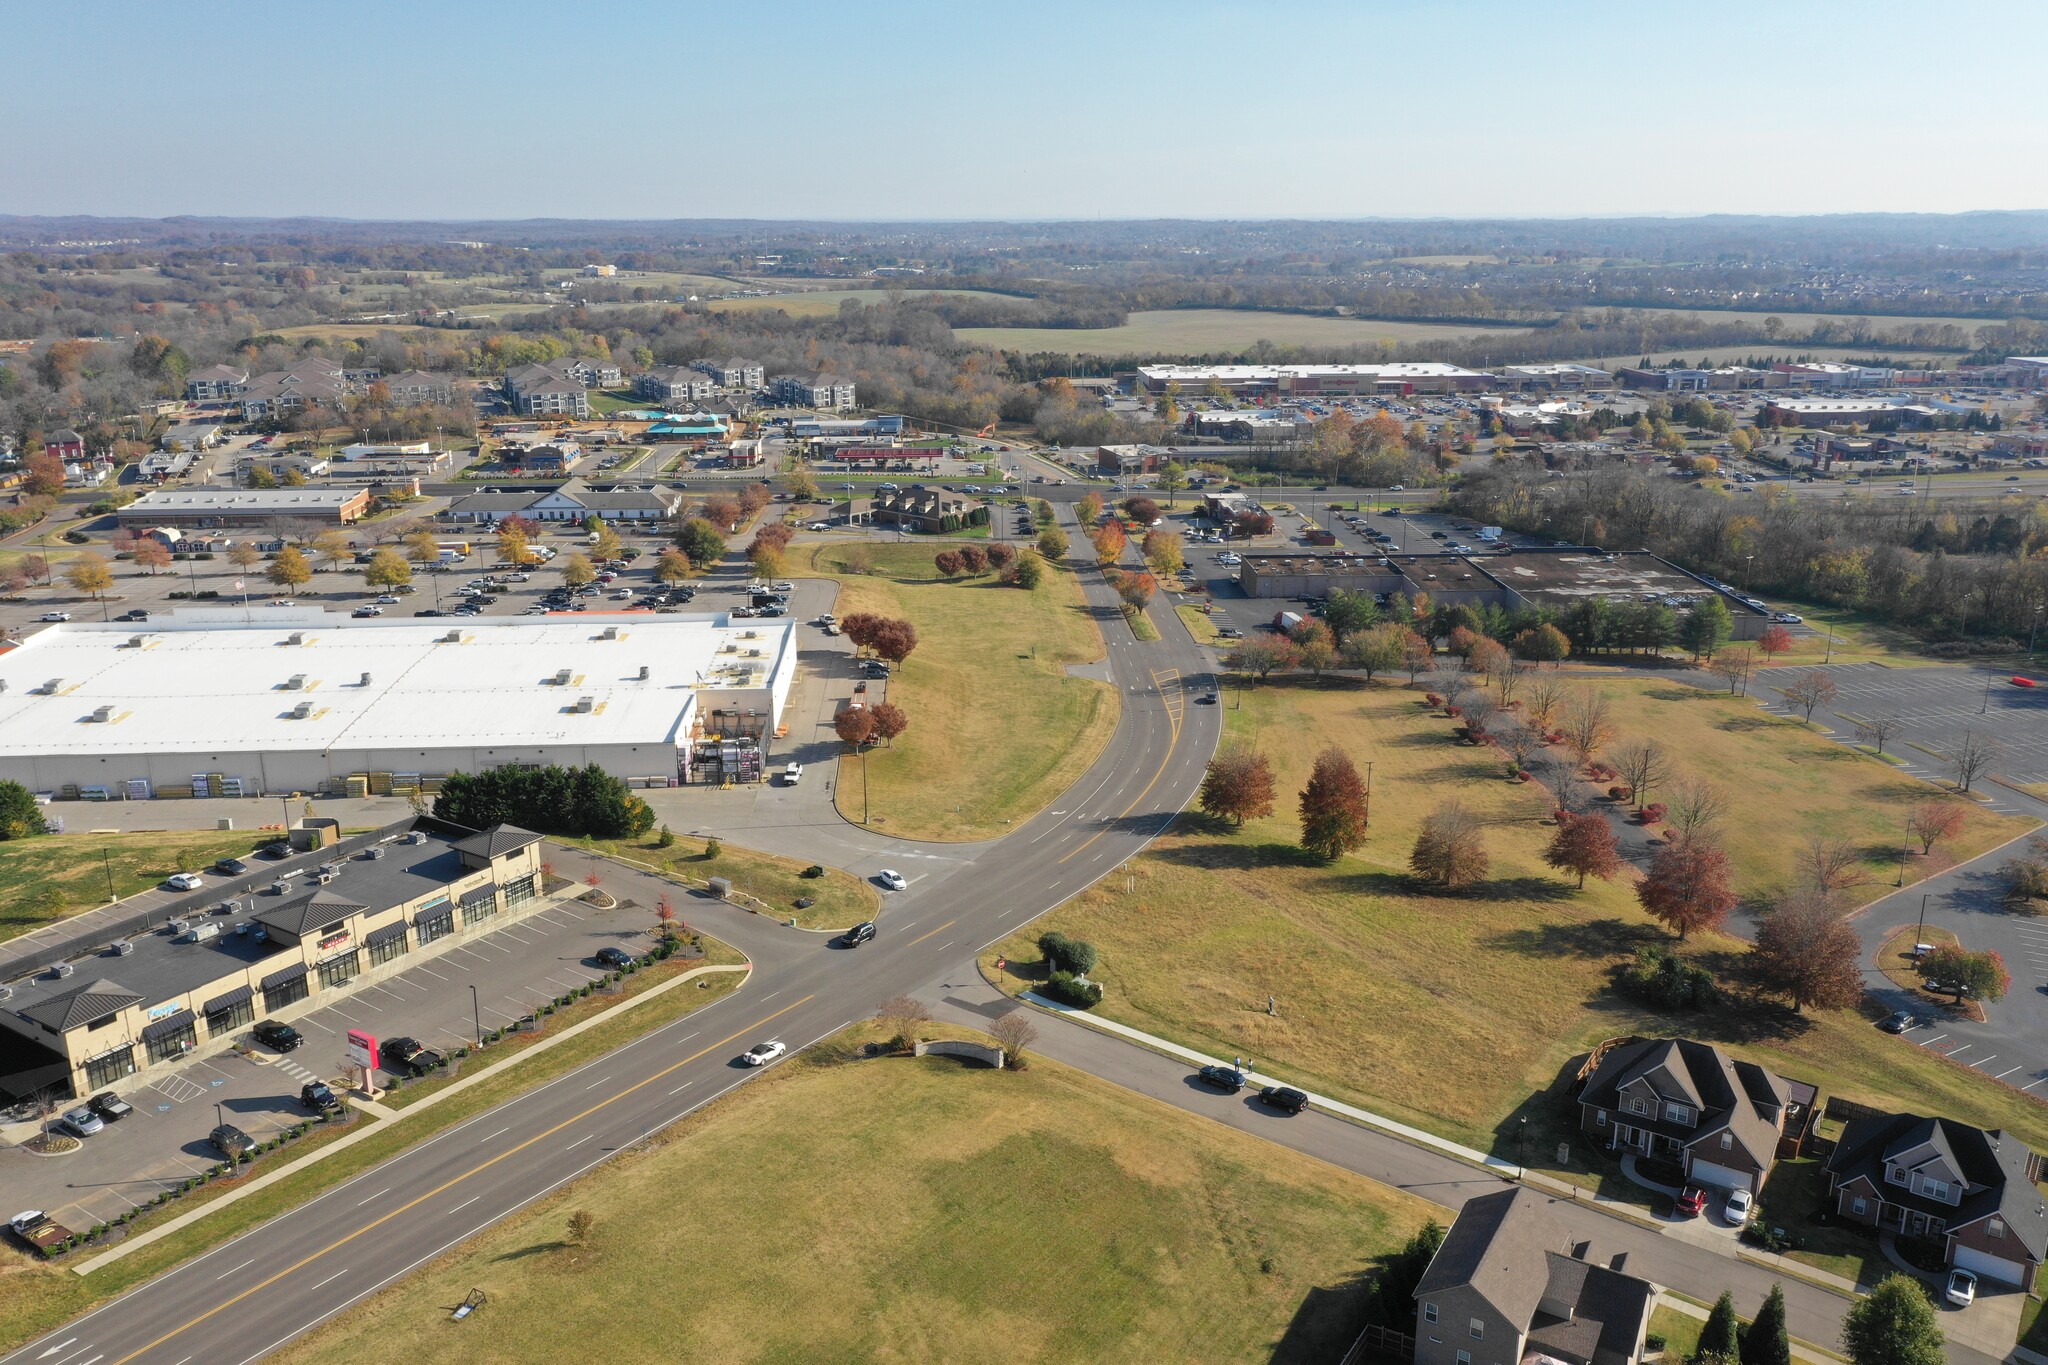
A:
[0, 873, 656, 1236]
[1766, 662, 2048, 794]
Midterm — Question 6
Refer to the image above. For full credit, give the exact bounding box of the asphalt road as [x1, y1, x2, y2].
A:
[0, 502, 1227, 1365]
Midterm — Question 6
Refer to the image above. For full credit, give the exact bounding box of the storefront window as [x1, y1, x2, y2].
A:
[85, 1046, 136, 1090]
[206, 999, 254, 1037]
[317, 950, 360, 990]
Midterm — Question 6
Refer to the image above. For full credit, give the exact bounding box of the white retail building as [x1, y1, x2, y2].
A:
[0, 608, 798, 797]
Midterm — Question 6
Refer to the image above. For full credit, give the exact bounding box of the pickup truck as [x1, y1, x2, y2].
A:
[9, 1209, 73, 1254]
[783, 762, 803, 786]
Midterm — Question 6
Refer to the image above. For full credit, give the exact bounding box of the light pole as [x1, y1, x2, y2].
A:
[1914, 892, 1930, 950]
[101, 848, 115, 902]
[470, 984, 482, 1049]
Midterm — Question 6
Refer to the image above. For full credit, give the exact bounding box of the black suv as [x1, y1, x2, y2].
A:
[840, 921, 877, 947]
[210, 1123, 256, 1158]
[1195, 1065, 1245, 1093]
[300, 1081, 341, 1112]
[253, 1020, 303, 1052]
[214, 856, 250, 877]
[1257, 1085, 1309, 1114]
[595, 946, 635, 969]
[380, 1036, 443, 1076]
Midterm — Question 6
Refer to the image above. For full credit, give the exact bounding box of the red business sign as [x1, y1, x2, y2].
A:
[346, 1029, 378, 1071]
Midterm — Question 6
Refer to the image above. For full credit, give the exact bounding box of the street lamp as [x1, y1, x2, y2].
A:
[470, 983, 482, 1049]
[101, 848, 115, 902]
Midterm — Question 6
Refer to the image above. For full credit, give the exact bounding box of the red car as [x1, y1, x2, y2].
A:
[2011, 677, 2039, 688]
[1675, 1186, 1707, 1217]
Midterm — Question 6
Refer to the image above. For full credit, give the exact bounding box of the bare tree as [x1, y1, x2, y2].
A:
[1855, 709, 1902, 758]
[1435, 667, 1474, 713]
[1460, 691, 1500, 739]
[1523, 674, 1569, 733]
[1780, 669, 1839, 724]
[1561, 687, 1614, 769]
[1798, 835, 1866, 898]
[1613, 739, 1668, 810]
[1497, 716, 1540, 773]
[988, 1010, 1038, 1065]
[1712, 646, 1759, 696]
[1949, 729, 2003, 794]
[874, 995, 932, 1048]
[1664, 773, 1727, 844]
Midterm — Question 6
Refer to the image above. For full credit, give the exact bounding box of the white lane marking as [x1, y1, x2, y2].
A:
[582, 1076, 610, 1090]
[354, 1187, 389, 1207]
[309, 1269, 348, 1292]
[668, 1080, 694, 1096]
[1993, 1066, 2024, 1079]
[414, 965, 450, 981]
[449, 1196, 480, 1215]
[564, 1133, 597, 1150]
[35, 1337, 76, 1359]
[216, 1257, 255, 1280]
[935, 941, 954, 953]
[1919, 1033, 1947, 1046]
[479, 1126, 510, 1142]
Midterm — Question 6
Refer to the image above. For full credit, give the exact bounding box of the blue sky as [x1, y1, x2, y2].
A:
[7, 0, 2045, 220]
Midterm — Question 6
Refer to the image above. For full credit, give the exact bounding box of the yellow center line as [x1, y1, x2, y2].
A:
[110, 994, 816, 1365]
[903, 918, 957, 947]
[1057, 673, 1186, 866]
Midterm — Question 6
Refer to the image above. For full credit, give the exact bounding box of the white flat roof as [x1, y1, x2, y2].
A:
[0, 610, 795, 759]
[1137, 362, 1486, 380]
[123, 488, 363, 512]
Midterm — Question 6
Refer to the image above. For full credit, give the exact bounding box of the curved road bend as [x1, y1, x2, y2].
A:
[2, 510, 1224, 1365]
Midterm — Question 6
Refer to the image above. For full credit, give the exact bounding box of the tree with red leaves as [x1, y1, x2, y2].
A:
[1906, 800, 1967, 855]
[934, 550, 964, 577]
[871, 619, 919, 666]
[1751, 892, 1863, 1012]
[984, 542, 1016, 571]
[868, 701, 908, 746]
[959, 545, 989, 575]
[1298, 747, 1370, 862]
[1636, 839, 1736, 939]
[1544, 812, 1624, 889]
[1199, 747, 1276, 827]
[834, 706, 875, 749]
[1756, 624, 1794, 661]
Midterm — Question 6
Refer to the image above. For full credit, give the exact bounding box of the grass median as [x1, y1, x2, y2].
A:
[274, 1024, 1440, 1365]
[582, 833, 878, 931]
[796, 541, 1117, 841]
[986, 675, 2048, 1190]
[0, 947, 746, 1353]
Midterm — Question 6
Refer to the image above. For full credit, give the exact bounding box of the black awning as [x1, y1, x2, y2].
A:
[260, 962, 309, 990]
[365, 921, 409, 948]
[459, 884, 499, 908]
[203, 985, 254, 1015]
[140, 1009, 196, 1041]
[413, 904, 454, 926]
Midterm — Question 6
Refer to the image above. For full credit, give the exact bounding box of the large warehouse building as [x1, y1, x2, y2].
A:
[0, 609, 798, 797]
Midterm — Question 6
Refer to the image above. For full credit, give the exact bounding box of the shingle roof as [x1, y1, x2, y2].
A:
[252, 888, 370, 939]
[16, 978, 142, 1031]
[1416, 1188, 1563, 1328]
[1828, 1112, 2048, 1260]
[1581, 1038, 1788, 1170]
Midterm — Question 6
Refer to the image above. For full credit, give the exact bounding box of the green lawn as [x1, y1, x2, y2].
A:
[1649, 1304, 1705, 1361]
[0, 830, 271, 943]
[1757, 1159, 1889, 1287]
[1177, 603, 1224, 645]
[795, 542, 1118, 841]
[987, 678, 2048, 1179]
[1587, 678, 2031, 904]
[954, 308, 1531, 356]
[274, 1028, 1440, 1365]
[584, 833, 878, 931]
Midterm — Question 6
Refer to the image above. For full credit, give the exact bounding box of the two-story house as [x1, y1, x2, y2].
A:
[1414, 1188, 1656, 1365]
[1823, 1112, 2047, 1287]
[1577, 1038, 1811, 1193]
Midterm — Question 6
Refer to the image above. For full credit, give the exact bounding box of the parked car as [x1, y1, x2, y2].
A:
[252, 1020, 303, 1052]
[1675, 1185, 1707, 1217]
[1879, 1010, 1921, 1034]
[1256, 1085, 1309, 1114]
[210, 1124, 256, 1158]
[87, 1091, 134, 1123]
[876, 869, 908, 891]
[213, 856, 250, 876]
[595, 946, 635, 969]
[300, 1081, 341, 1113]
[163, 871, 205, 891]
[1946, 1268, 1978, 1308]
[56, 1106, 104, 1138]
[1723, 1188, 1754, 1225]
[840, 921, 877, 947]
[8, 1210, 72, 1253]
[1196, 1065, 1245, 1093]
[37, 612, 70, 622]
[742, 1040, 787, 1067]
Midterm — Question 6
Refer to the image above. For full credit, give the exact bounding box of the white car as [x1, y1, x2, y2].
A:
[1722, 1188, 1753, 1226]
[1946, 1269, 1977, 1308]
[877, 869, 908, 891]
[375, 595, 401, 605]
[38, 611, 73, 622]
[741, 1040, 786, 1067]
[163, 872, 204, 891]
[1772, 612, 1803, 625]
[267, 599, 296, 607]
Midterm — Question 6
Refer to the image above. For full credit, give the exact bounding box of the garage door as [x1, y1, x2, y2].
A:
[1952, 1245, 2029, 1288]
[1687, 1159, 1754, 1192]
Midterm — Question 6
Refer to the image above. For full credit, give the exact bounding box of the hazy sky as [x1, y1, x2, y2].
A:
[7, 0, 2046, 221]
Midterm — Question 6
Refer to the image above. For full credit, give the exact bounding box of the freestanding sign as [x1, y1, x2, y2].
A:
[346, 1029, 379, 1072]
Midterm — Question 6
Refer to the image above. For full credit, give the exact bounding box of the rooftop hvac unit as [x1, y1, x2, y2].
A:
[574, 695, 595, 713]
[285, 674, 306, 690]
[165, 919, 189, 934]
[637, 665, 649, 680]
[359, 672, 372, 687]
[270, 880, 292, 895]
[317, 871, 336, 885]
[291, 701, 314, 719]
[599, 626, 618, 640]
[741, 630, 757, 640]
[91, 705, 115, 723]
[0, 985, 11, 1002]
[111, 940, 134, 957]
[746, 649, 761, 658]
[287, 632, 305, 645]
[42, 679, 62, 694]
[367, 846, 387, 860]
[407, 831, 429, 845]
[126, 635, 146, 648]
[553, 668, 572, 685]
[52, 962, 75, 979]
[440, 630, 462, 643]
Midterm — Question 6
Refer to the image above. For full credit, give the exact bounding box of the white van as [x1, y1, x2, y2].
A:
[783, 762, 803, 786]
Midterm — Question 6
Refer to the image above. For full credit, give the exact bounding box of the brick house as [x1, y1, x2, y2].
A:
[1414, 1188, 1655, 1365]
[1577, 1038, 1810, 1193]
[1823, 1113, 2047, 1288]
[43, 428, 85, 462]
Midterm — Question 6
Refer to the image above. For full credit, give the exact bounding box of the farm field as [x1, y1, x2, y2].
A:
[0, 829, 275, 942]
[1564, 344, 1953, 371]
[986, 677, 2048, 1184]
[1594, 305, 2020, 335]
[793, 541, 1117, 840]
[709, 287, 1018, 317]
[274, 1031, 1440, 1365]
[956, 308, 1533, 355]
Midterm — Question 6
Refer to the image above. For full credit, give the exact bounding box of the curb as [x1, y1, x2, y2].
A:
[68, 960, 749, 1275]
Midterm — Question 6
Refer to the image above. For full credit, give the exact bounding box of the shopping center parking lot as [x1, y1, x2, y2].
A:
[0, 874, 657, 1235]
